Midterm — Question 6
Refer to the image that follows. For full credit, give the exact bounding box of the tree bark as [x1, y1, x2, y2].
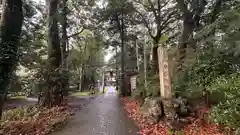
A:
[44, 0, 62, 107]
[78, 44, 87, 92]
[135, 40, 139, 72]
[115, 11, 126, 96]
[61, 0, 68, 68]
[78, 65, 84, 92]
[177, 14, 194, 72]
[115, 44, 119, 90]
[176, 0, 194, 72]
[151, 35, 161, 74]
[176, 0, 207, 72]
[60, 0, 69, 96]
[152, 42, 159, 74]
[0, 0, 23, 117]
[120, 12, 126, 96]
[143, 42, 147, 90]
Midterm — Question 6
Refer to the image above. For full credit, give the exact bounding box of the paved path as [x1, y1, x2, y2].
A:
[52, 89, 138, 135]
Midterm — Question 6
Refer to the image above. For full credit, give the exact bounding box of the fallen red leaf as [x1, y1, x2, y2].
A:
[122, 97, 227, 135]
[0, 106, 74, 135]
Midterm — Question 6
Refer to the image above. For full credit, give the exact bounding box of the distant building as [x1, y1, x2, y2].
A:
[104, 70, 116, 86]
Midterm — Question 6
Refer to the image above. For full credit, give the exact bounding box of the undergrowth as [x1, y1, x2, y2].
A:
[0, 105, 73, 135]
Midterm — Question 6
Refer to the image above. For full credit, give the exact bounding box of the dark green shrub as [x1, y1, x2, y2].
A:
[173, 51, 239, 101]
[207, 74, 240, 131]
[133, 73, 160, 100]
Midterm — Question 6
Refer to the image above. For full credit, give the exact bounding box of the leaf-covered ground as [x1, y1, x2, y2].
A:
[0, 106, 74, 135]
[122, 97, 227, 135]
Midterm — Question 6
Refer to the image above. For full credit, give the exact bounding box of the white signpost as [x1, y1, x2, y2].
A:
[130, 75, 137, 92]
[158, 46, 172, 99]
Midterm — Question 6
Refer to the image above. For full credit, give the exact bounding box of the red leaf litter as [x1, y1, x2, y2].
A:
[122, 97, 226, 135]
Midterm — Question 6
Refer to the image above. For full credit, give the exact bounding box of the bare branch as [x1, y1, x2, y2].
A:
[147, 0, 158, 20]
[161, 9, 178, 28]
[132, 0, 152, 11]
[162, 26, 176, 34]
[135, 10, 154, 39]
[67, 27, 84, 38]
[161, 0, 169, 10]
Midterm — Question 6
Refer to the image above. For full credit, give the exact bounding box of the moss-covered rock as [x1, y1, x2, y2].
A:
[140, 97, 163, 124]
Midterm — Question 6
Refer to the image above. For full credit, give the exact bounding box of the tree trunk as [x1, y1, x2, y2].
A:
[78, 67, 82, 91]
[115, 11, 126, 96]
[149, 41, 153, 62]
[177, 14, 194, 72]
[0, 0, 23, 117]
[143, 43, 147, 90]
[78, 65, 84, 92]
[125, 74, 131, 96]
[61, 0, 68, 68]
[151, 42, 159, 74]
[78, 44, 87, 92]
[120, 17, 125, 96]
[176, 0, 207, 73]
[135, 40, 139, 72]
[115, 45, 119, 90]
[44, 0, 62, 107]
[60, 0, 69, 96]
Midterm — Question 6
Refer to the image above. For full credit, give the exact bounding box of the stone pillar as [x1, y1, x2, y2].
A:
[158, 46, 172, 99]
[158, 46, 176, 127]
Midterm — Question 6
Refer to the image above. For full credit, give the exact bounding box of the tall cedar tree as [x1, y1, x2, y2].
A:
[0, 0, 23, 117]
[176, 0, 206, 71]
[43, 0, 63, 107]
[134, 0, 179, 74]
[60, 0, 69, 96]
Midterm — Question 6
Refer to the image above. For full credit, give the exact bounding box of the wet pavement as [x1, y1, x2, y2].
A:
[52, 90, 139, 135]
[67, 95, 96, 111]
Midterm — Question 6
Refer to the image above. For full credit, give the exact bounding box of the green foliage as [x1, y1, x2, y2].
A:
[173, 5, 240, 132]
[159, 35, 169, 44]
[133, 74, 145, 98]
[67, 34, 105, 91]
[174, 6, 240, 99]
[146, 74, 160, 97]
[208, 74, 240, 130]
[173, 50, 239, 99]
[134, 73, 160, 99]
